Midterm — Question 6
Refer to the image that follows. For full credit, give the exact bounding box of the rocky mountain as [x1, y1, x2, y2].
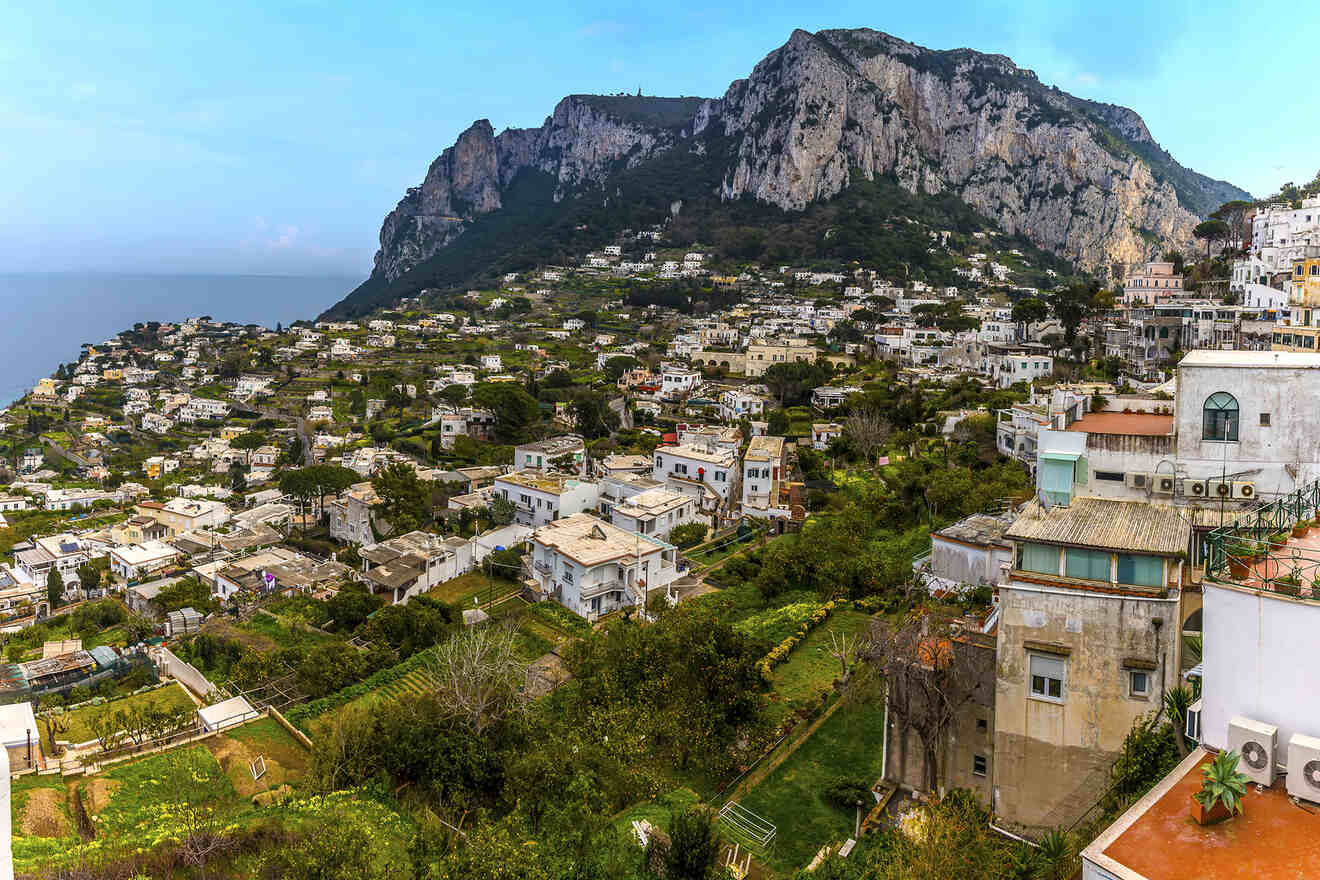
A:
[326, 28, 1247, 318]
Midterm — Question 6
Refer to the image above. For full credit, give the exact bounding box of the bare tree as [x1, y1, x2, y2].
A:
[828, 630, 861, 680]
[426, 623, 527, 735]
[843, 408, 891, 462]
[863, 609, 992, 794]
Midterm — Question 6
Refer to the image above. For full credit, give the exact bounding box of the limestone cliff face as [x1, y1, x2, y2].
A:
[368, 27, 1248, 284]
[372, 98, 684, 282]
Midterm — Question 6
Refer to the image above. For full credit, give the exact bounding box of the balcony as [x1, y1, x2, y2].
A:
[1206, 479, 1320, 598]
[533, 561, 552, 576]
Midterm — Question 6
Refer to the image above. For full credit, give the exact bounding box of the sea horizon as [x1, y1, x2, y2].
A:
[0, 272, 362, 407]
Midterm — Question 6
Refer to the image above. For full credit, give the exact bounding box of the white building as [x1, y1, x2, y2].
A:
[811, 423, 843, 451]
[514, 435, 587, 473]
[652, 444, 737, 512]
[742, 435, 791, 519]
[492, 471, 599, 528]
[660, 367, 701, 400]
[528, 513, 679, 618]
[109, 541, 179, 582]
[717, 389, 766, 422]
[609, 487, 698, 541]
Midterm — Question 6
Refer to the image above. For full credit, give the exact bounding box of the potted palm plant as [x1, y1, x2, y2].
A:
[1192, 749, 1250, 826]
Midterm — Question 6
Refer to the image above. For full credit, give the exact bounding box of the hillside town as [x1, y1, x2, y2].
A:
[3, 192, 1320, 879]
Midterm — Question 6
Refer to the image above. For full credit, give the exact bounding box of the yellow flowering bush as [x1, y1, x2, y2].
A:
[756, 600, 839, 681]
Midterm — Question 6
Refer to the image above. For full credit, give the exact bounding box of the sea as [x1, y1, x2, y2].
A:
[0, 274, 361, 406]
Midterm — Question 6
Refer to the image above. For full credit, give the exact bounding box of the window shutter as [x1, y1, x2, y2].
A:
[1074, 456, 1088, 485]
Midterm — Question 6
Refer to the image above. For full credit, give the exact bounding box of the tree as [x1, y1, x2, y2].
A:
[1010, 297, 1049, 336]
[1193, 218, 1230, 258]
[1047, 281, 1098, 347]
[570, 393, 620, 440]
[843, 408, 891, 462]
[668, 521, 708, 550]
[280, 464, 359, 523]
[372, 461, 432, 533]
[660, 807, 722, 880]
[437, 384, 469, 407]
[763, 360, 830, 407]
[230, 430, 265, 464]
[229, 459, 246, 493]
[326, 582, 384, 631]
[218, 351, 247, 379]
[427, 623, 526, 735]
[76, 562, 102, 596]
[603, 355, 640, 380]
[864, 609, 990, 793]
[46, 568, 63, 610]
[766, 409, 790, 435]
[472, 383, 540, 443]
[488, 494, 516, 526]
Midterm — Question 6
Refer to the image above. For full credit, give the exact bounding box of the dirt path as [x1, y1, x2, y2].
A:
[19, 788, 69, 837]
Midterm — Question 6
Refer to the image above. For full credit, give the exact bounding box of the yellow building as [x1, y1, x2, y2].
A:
[101, 367, 124, 381]
[1273, 256, 1320, 351]
[220, 426, 245, 441]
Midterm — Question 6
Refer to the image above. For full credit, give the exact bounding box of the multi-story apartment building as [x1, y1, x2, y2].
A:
[514, 435, 587, 474]
[492, 471, 599, 528]
[527, 513, 679, 618]
[609, 487, 698, 541]
[1123, 261, 1185, 306]
[741, 435, 790, 519]
[652, 443, 738, 512]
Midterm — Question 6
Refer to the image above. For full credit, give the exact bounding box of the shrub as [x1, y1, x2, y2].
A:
[668, 521, 708, 550]
[822, 776, 873, 810]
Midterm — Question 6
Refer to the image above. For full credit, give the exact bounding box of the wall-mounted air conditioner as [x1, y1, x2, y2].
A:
[1234, 481, 1257, 501]
[1287, 733, 1320, 805]
[1125, 473, 1152, 490]
[1185, 698, 1202, 743]
[1228, 716, 1278, 787]
[1153, 476, 1176, 496]
[1186, 479, 1209, 498]
[1209, 480, 1234, 499]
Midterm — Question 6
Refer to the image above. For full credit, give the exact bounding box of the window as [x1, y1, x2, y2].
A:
[1129, 670, 1150, 698]
[1095, 471, 1124, 482]
[976, 718, 988, 733]
[1202, 392, 1239, 441]
[1116, 554, 1164, 588]
[1260, 412, 1271, 426]
[1066, 548, 1111, 582]
[973, 755, 988, 776]
[1018, 543, 1059, 575]
[1029, 653, 1065, 702]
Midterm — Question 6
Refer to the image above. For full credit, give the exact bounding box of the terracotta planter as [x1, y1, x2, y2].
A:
[1228, 558, 1251, 579]
[1293, 525, 1310, 538]
[1192, 796, 1233, 825]
[1274, 581, 1302, 597]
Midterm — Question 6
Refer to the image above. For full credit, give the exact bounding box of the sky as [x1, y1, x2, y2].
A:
[0, 0, 1313, 278]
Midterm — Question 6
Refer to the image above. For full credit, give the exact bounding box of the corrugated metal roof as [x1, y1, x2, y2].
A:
[1005, 497, 1190, 555]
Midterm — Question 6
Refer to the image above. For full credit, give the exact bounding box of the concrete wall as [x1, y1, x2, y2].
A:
[930, 537, 1008, 586]
[993, 580, 1182, 833]
[1201, 580, 1320, 768]
[1177, 361, 1320, 499]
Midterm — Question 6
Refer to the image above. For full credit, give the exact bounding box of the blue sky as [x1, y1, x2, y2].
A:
[0, 0, 1310, 277]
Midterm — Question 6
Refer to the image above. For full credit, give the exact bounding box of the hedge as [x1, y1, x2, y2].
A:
[285, 643, 439, 731]
[756, 600, 839, 682]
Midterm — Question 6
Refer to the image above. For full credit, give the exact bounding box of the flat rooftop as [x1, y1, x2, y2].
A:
[1179, 349, 1320, 368]
[1068, 411, 1174, 436]
[535, 513, 666, 567]
[1087, 748, 1320, 880]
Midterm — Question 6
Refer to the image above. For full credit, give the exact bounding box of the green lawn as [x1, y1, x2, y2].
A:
[766, 610, 873, 727]
[46, 682, 194, 750]
[736, 694, 887, 875]
[425, 571, 514, 606]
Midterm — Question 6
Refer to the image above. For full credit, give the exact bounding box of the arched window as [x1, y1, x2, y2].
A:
[1203, 392, 1239, 441]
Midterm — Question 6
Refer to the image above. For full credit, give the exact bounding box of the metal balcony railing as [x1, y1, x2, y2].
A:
[1205, 479, 1320, 597]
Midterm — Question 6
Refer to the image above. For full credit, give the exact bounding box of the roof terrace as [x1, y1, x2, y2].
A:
[1205, 479, 1320, 598]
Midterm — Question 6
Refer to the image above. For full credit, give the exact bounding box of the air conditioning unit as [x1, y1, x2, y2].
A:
[1209, 480, 1234, 499]
[1153, 475, 1176, 496]
[1228, 716, 1278, 786]
[1185, 698, 1202, 743]
[1125, 472, 1152, 490]
[1187, 479, 1209, 498]
[1235, 481, 1257, 501]
[1286, 733, 1320, 805]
